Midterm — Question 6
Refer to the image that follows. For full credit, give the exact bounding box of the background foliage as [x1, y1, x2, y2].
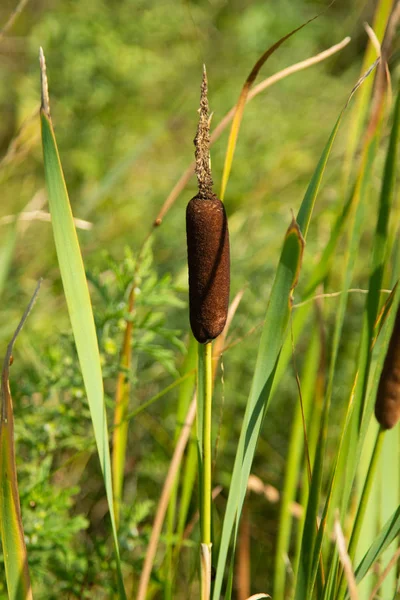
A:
[0, 0, 398, 597]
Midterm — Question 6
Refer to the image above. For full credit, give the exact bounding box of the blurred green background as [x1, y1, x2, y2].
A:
[0, 0, 391, 597]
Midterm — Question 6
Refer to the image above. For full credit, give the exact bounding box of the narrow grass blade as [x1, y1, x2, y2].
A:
[0, 282, 40, 600]
[213, 218, 305, 599]
[220, 14, 319, 201]
[353, 504, 400, 585]
[297, 58, 379, 239]
[342, 0, 394, 191]
[39, 49, 126, 598]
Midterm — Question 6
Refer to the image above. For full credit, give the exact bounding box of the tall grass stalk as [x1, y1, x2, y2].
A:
[198, 342, 213, 546]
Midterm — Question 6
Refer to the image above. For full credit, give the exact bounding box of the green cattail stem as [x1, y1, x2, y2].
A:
[201, 341, 213, 546]
[199, 341, 213, 600]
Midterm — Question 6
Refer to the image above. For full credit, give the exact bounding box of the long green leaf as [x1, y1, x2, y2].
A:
[0, 283, 40, 600]
[39, 49, 126, 598]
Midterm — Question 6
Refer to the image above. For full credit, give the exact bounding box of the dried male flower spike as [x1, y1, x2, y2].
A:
[375, 304, 400, 429]
[186, 67, 230, 344]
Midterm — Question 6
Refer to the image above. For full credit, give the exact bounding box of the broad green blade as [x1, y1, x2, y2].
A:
[213, 219, 305, 600]
[0, 284, 40, 600]
[39, 52, 126, 598]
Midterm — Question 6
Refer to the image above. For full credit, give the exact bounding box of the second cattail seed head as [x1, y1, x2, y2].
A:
[375, 303, 400, 429]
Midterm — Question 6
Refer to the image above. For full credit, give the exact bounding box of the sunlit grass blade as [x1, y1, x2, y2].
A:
[342, 0, 394, 191]
[220, 14, 319, 201]
[297, 58, 378, 238]
[353, 504, 400, 587]
[39, 49, 126, 598]
[0, 282, 40, 600]
[213, 218, 305, 599]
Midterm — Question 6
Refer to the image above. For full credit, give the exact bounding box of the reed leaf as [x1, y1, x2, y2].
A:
[39, 49, 126, 598]
[0, 284, 40, 600]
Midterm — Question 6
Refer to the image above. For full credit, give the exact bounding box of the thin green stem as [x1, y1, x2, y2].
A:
[198, 341, 213, 600]
[202, 341, 213, 546]
[337, 428, 385, 600]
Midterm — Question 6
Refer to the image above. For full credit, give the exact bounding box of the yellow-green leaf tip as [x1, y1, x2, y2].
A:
[39, 46, 50, 117]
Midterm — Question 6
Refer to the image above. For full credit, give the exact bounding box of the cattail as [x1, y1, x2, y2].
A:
[375, 304, 400, 429]
[186, 67, 230, 344]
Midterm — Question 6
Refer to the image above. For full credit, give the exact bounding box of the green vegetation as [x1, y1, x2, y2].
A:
[1, 0, 400, 598]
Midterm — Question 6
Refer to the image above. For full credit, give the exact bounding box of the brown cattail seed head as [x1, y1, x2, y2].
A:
[186, 66, 230, 343]
[186, 193, 230, 343]
[375, 304, 400, 429]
